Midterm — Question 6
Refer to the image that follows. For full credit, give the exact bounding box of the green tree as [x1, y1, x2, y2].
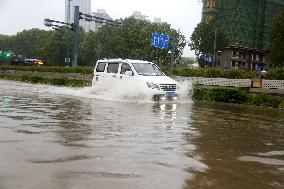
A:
[44, 29, 68, 66]
[189, 21, 228, 67]
[0, 34, 11, 51]
[0, 18, 186, 67]
[10, 29, 50, 59]
[94, 18, 186, 67]
[79, 30, 97, 66]
[270, 7, 284, 67]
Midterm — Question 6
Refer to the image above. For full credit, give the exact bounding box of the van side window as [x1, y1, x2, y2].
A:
[96, 63, 106, 72]
[107, 63, 119, 73]
[120, 63, 133, 75]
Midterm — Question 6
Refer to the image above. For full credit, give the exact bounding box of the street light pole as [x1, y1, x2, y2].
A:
[170, 38, 175, 67]
[44, 7, 121, 67]
[213, 28, 217, 67]
[66, 31, 70, 66]
[72, 6, 79, 67]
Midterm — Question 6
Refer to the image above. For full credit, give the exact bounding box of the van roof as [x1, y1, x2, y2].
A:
[97, 59, 153, 64]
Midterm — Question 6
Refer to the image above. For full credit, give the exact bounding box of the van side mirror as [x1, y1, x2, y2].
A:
[125, 71, 133, 76]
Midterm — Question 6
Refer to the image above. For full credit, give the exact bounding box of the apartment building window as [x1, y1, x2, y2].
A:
[243, 53, 246, 60]
[233, 50, 236, 57]
[259, 55, 263, 62]
[232, 61, 236, 67]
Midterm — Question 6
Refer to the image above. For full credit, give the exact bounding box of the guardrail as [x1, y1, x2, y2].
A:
[175, 76, 284, 90]
[192, 78, 251, 87]
[262, 80, 284, 89]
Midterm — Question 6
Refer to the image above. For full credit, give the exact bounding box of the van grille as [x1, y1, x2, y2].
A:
[159, 84, 176, 91]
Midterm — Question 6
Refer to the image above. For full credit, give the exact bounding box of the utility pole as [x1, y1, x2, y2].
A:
[44, 6, 121, 67]
[170, 38, 175, 67]
[72, 6, 79, 67]
[66, 0, 71, 23]
[66, 31, 70, 66]
[213, 28, 217, 67]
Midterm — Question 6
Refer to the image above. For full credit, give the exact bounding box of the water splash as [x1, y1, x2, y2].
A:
[1, 80, 192, 104]
[86, 79, 192, 104]
[176, 80, 193, 103]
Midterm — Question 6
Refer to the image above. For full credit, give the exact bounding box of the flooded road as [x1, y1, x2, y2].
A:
[0, 80, 283, 189]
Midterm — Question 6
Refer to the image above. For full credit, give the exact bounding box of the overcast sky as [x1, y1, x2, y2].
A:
[0, 0, 202, 57]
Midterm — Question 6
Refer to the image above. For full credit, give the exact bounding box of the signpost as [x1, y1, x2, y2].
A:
[203, 55, 213, 63]
[151, 32, 175, 67]
[151, 33, 169, 49]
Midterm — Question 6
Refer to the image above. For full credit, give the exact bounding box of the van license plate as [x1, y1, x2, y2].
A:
[165, 92, 176, 97]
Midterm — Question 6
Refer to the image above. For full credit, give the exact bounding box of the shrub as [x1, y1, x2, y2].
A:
[0, 65, 93, 74]
[0, 75, 91, 87]
[246, 93, 281, 107]
[167, 67, 259, 79]
[265, 68, 284, 80]
[192, 86, 283, 108]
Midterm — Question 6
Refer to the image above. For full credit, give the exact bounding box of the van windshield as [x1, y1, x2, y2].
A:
[132, 63, 165, 76]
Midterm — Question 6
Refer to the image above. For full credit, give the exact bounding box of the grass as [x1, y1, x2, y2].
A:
[0, 65, 93, 74]
[192, 86, 284, 109]
[0, 74, 91, 87]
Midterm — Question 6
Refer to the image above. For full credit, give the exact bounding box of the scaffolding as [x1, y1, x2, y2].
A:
[202, 0, 284, 49]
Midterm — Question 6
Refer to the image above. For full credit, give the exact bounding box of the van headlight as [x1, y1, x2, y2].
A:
[146, 82, 160, 90]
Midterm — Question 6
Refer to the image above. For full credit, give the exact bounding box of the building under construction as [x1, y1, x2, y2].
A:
[202, 0, 284, 70]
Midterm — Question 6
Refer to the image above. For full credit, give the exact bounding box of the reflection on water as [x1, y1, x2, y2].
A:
[152, 103, 177, 130]
[0, 80, 283, 189]
[184, 103, 284, 189]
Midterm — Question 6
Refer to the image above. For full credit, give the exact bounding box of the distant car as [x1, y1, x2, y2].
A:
[11, 59, 44, 66]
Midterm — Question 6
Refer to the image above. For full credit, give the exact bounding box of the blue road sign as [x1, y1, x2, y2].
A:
[152, 33, 169, 49]
[203, 55, 213, 63]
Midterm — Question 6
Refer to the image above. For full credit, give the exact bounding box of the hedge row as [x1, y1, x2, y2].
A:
[0, 65, 283, 80]
[169, 67, 257, 78]
[0, 74, 91, 87]
[0, 65, 94, 74]
[192, 86, 284, 109]
[168, 67, 284, 80]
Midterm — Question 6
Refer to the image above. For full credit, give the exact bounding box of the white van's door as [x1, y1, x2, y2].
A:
[93, 61, 107, 86]
[118, 62, 134, 78]
[117, 62, 145, 92]
[104, 62, 120, 90]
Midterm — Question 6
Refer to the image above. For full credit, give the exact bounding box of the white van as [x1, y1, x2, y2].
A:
[92, 59, 179, 100]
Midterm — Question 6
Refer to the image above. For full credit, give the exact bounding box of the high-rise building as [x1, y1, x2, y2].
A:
[202, 0, 284, 49]
[131, 11, 150, 21]
[65, 0, 92, 31]
[89, 9, 114, 31]
[130, 11, 167, 24]
[202, 0, 284, 70]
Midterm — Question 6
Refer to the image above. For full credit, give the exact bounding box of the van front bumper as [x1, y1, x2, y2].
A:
[153, 92, 178, 101]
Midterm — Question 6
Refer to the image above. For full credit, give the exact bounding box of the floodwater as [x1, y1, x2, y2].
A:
[0, 80, 283, 189]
